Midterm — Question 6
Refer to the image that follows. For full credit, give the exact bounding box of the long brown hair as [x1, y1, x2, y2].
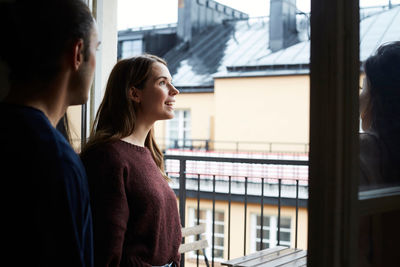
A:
[364, 41, 400, 183]
[81, 54, 169, 181]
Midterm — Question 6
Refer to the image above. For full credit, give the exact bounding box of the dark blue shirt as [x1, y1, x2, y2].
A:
[0, 103, 93, 267]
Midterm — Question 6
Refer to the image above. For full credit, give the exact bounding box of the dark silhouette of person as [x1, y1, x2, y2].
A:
[0, 1, 100, 266]
[359, 41, 400, 267]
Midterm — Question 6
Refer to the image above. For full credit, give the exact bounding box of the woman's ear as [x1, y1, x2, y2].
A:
[128, 87, 141, 103]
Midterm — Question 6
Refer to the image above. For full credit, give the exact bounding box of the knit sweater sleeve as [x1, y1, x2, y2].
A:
[82, 146, 132, 267]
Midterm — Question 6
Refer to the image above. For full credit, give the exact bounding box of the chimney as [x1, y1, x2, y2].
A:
[269, 0, 299, 52]
[177, 0, 192, 43]
[177, 0, 248, 43]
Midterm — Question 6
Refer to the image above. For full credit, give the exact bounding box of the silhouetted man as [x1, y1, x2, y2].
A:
[0, 1, 100, 266]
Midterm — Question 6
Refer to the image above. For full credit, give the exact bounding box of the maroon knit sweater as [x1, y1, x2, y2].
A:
[81, 140, 182, 267]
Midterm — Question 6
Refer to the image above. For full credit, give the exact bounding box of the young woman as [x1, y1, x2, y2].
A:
[81, 54, 181, 267]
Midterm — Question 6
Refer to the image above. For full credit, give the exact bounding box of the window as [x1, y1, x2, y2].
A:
[188, 208, 224, 259]
[251, 214, 291, 253]
[121, 39, 142, 58]
[308, 1, 399, 266]
[166, 109, 191, 148]
[357, 2, 400, 266]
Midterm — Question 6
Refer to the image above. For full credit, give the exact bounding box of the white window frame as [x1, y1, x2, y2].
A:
[250, 214, 291, 253]
[166, 109, 192, 148]
[188, 208, 225, 260]
[120, 39, 143, 59]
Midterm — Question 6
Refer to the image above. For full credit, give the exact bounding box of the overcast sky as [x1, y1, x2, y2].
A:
[118, 0, 400, 30]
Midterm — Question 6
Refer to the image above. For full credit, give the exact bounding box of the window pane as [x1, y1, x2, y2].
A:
[190, 208, 224, 259]
[280, 217, 291, 228]
[215, 224, 224, 233]
[214, 248, 223, 258]
[215, 236, 224, 246]
[257, 228, 269, 239]
[169, 130, 178, 138]
[121, 39, 143, 58]
[257, 215, 270, 226]
[199, 210, 206, 220]
[166, 110, 191, 148]
[257, 241, 270, 250]
[358, 3, 400, 265]
[215, 211, 224, 221]
[169, 120, 178, 126]
[358, 3, 400, 191]
[279, 232, 290, 242]
[254, 214, 291, 250]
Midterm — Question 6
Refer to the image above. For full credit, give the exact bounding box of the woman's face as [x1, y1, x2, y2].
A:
[137, 62, 179, 124]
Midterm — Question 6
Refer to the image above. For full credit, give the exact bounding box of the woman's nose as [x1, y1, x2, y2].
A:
[169, 84, 179, 95]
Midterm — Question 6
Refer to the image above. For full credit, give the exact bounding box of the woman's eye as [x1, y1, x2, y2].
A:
[159, 81, 166, 85]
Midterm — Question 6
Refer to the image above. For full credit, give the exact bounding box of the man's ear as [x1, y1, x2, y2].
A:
[72, 39, 84, 71]
[128, 87, 141, 103]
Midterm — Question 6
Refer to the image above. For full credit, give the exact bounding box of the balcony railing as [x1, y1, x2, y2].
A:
[157, 138, 310, 154]
[164, 153, 309, 267]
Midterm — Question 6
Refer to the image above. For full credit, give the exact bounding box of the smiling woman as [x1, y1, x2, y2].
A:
[80, 54, 182, 267]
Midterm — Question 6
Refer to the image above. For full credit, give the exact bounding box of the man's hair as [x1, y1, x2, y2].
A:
[0, 0, 94, 83]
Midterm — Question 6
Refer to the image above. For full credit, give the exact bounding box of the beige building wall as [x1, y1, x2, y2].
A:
[214, 75, 310, 152]
[183, 198, 308, 266]
[67, 106, 83, 151]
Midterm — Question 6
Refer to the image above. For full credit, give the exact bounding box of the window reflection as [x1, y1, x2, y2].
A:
[358, 3, 400, 266]
[359, 41, 400, 190]
[358, 1, 400, 190]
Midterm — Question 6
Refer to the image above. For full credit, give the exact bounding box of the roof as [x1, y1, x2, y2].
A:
[360, 6, 400, 61]
[164, 18, 272, 88]
[163, 6, 400, 89]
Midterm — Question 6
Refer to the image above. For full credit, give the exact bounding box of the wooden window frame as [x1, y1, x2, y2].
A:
[308, 0, 400, 266]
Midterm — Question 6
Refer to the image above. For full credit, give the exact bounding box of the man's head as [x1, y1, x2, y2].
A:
[1, 0, 98, 104]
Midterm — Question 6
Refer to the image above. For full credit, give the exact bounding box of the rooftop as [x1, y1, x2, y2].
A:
[161, 5, 400, 89]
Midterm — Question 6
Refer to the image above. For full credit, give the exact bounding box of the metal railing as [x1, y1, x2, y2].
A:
[157, 138, 310, 154]
[164, 154, 309, 267]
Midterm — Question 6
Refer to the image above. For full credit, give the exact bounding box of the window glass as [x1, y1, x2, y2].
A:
[358, 2, 400, 191]
[166, 109, 192, 148]
[189, 208, 225, 259]
[358, 2, 400, 266]
[121, 39, 143, 59]
[252, 214, 291, 252]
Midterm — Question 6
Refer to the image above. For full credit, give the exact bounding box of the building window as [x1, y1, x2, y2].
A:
[121, 39, 142, 58]
[166, 109, 191, 148]
[251, 214, 291, 252]
[188, 208, 225, 259]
